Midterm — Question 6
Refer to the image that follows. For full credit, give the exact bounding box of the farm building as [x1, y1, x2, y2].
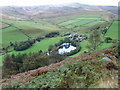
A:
[69, 34, 87, 42]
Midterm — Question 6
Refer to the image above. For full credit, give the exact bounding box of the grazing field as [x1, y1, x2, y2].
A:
[2, 19, 61, 38]
[49, 14, 103, 29]
[58, 17, 103, 29]
[105, 21, 119, 40]
[71, 41, 114, 57]
[8, 36, 67, 55]
[1, 15, 117, 66]
[46, 14, 102, 24]
[70, 40, 89, 57]
[2, 26, 28, 47]
[71, 21, 119, 57]
[2, 14, 104, 47]
[0, 36, 67, 66]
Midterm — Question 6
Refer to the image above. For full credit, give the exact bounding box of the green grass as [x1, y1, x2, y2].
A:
[71, 21, 118, 57]
[64, 19, 95, 28]
[47, 14, 102, 25]
[84, 21, 105, 27]
[2, 26, 28, 47]
[0, 30, 2, 48]
[1, 14, 103, 47]
[96, 43, 114, 51]
[71, 41, 114, 57]
[2, 19, 61, 38]
[70, 40, 89, 57]
[105, 21, 119, 40]
[8, 36, 67, 55]
[2, 20, 60, 31]
[58, 15, 103, 29]
[0, 55, 2, 66]
[78, 15, 101, 18]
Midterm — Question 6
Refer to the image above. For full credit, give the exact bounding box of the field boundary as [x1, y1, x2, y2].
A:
[1, 21, 32, 39]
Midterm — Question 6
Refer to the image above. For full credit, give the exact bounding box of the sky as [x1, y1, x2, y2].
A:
[0, 0, 119, 6]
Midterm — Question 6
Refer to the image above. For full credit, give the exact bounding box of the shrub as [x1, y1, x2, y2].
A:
[45, 32, 59, 38]
[6, 59, 110, 88]
[14, 39, 35, 51]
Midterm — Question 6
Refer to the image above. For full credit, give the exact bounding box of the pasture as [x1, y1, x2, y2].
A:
[2, 14, 104, 48]
[2, 19, 61, 38]
[71, 21, 119, 57]
[1, 15, 118, 66]
[58, 17, 103, 29]
[2, 26, 28, 47]
[8, 36, 67, 55]
[105, 21, 119, 40]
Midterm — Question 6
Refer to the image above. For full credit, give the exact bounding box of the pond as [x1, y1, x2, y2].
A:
[58, 43, 76, 54]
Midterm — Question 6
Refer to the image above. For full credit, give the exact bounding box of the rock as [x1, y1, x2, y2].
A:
[112, 69, 118, 73]
[102, 57, 112, 62]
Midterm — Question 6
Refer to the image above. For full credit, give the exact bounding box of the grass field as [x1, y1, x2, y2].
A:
[8, 36, 67, 55]
[2, 14, 104, 47]
[2, 26, 28, 47]
[71, 41, 114, 57]
[0, 36, 67, 66]
[71, 21, 118, 57]
[46, 14, 102, 24]
[2, 20, 61, 37]
[57, 15, 103, 29]
[0, 15, 118, 66]
[105, 21, 119, 40]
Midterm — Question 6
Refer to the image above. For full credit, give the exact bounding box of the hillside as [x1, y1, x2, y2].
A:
[0, 46, 119, 88]
[0, 3, 117, 21]
[0, 2, 119, 88]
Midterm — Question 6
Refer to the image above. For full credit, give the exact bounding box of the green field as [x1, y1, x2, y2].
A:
[54, 15, 103, 29]
[0, 36, 67, 66]
[105, 21, 119, 40]
[59, 18, 103, 29]
[71, 21, 118, 57]
[70, 40, 114, 57]
[1, 20, 61, 37]
[46, 14, 102, 24]
[2, 14, 104, 47]
[0, 15, 118, 66]
[8, 36, 67, 55]
[2, 26, 28, 47]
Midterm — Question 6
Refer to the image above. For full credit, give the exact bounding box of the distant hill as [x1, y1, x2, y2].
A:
[98, 6, 118, 14]
[0, 3, 118, 21]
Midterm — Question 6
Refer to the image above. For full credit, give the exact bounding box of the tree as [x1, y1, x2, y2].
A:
[38, 50, 43, 54]
[9, 42, 14, 46]
[105, 37, 112, 43]
[88, 30, 101, 51]
[48, 45, 53, 52]
[3, 55, 18, 78]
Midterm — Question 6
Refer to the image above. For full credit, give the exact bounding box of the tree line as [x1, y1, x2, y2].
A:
[3, 52, 66, 78]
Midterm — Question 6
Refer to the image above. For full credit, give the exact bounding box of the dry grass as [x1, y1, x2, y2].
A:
[98, 77, 118, 88]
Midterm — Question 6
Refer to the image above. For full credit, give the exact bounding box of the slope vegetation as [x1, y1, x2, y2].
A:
[0, 46, 119, 88]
